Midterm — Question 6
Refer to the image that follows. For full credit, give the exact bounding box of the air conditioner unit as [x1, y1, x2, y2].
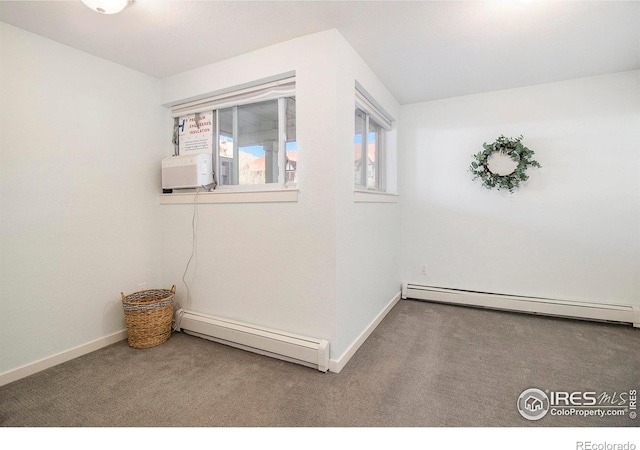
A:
[162, 153, 213, 190]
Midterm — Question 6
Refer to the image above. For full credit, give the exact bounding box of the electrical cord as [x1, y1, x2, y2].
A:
[182, 187, 200, 309]
[174, 187, 201, 332]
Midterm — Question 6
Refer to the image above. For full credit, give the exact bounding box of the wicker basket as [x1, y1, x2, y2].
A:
[121, 285, 175, 349]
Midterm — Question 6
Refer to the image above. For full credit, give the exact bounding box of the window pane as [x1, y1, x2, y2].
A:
[367, 119, 381, 190]
[354, 108, 366, 186]
[216, 97, 295, 187]
[218, 108, 234, 186]
[285, 97, 297, 183]
[218, 100, 280, 186]
[238, 100, 279, 185]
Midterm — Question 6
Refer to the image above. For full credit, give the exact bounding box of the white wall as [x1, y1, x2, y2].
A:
[0, 23, 166, 375]
[334, 35, 401, 361]
[160, 30, 401, 361]
[400, 71, 640, 306]
[160, 31, 340, 354]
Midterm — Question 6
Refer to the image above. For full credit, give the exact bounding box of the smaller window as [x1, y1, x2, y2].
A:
[354, 95, 390, 191]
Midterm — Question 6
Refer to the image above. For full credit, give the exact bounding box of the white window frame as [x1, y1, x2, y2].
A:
[171, 76, 296, 191]
[354, 85, 393, 193]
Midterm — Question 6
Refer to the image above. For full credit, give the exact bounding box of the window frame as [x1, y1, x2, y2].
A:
[171, 77, 296, 191]
[354, 86, 393, 193]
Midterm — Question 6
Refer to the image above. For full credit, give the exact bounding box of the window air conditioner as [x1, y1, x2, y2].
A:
[161, 153, 213, 190]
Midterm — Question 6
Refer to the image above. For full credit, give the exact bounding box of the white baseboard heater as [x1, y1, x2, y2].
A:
[402, 283, 640, 328]
[174, 309, 330, 372]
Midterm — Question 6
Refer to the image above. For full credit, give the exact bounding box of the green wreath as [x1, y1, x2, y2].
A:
[470, 135, 540, 193]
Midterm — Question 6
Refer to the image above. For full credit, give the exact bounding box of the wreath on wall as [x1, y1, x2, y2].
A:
[470, 135, 541, 193]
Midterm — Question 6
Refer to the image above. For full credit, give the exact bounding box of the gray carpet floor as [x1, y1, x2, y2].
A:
[1, 299, 639, 427]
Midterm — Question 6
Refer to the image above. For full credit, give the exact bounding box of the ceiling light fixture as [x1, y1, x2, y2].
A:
[81, 0, 132, 15]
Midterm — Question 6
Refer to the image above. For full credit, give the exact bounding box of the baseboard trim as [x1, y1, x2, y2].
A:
[402, 283, 638, 327]
[329, 291, 401, 373]
[1, 292, 403, 383]
[0, 330, 128, 387]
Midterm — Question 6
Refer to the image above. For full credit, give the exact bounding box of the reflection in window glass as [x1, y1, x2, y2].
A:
[218, 100, 283, 186]
[354, 108, 366, 186]
[285, 97, 297, 183]
[367, 120, 380, 190]
[354, 107, 385, 191]
[238, 100, 278, 185]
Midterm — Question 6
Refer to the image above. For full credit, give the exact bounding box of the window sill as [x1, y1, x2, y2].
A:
[159, 188, 299, 204]
[353, 190, 399, 203]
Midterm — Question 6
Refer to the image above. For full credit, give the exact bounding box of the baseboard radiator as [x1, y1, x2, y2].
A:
[174, 309, 330, 372]
[402, 283, 640, 328]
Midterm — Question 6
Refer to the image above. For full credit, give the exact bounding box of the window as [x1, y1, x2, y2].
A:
[354, 86, 393, 192]
[171, 77, 296, 188]
[354, 108, 385, 190]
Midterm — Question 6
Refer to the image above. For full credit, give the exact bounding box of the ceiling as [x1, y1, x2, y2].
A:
[1, 0, 639, 104]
